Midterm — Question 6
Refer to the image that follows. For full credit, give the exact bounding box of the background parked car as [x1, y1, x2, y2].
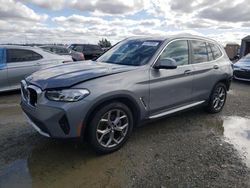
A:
[101, 47, 111, 52]
[233, 54, 250, 81]
[68, 44, 104, 60]
[224, 43, 240, 61]
[239, 35, 250, 58]
[40, 45, 85, 61]
[0, 45, 73, 92]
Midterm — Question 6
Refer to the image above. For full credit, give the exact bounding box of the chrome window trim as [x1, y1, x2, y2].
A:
[151, 38, 190, 68]
[151, 38, 225, 68]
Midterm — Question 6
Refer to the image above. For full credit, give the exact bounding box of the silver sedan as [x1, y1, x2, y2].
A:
[0, 45, 73, 92]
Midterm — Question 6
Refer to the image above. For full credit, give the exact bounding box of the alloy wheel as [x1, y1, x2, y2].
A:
[96, 109, 129, 148]
[212, 86, 226, 111]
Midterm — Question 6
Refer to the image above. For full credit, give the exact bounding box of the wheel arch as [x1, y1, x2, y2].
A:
[82, 94, 142, 139]
[206, 77, 231, 103]
[216, 78, 231, 91]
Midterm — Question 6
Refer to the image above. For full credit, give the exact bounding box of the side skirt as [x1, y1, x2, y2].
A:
[149, 101, 206, 119]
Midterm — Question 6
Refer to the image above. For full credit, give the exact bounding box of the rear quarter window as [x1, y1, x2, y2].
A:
[7, 49, 42, 63]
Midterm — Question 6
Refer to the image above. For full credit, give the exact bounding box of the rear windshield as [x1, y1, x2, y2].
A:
[96, 39, 162, 66]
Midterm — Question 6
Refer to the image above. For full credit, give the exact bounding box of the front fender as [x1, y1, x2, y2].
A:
[83, 90, 148, 128]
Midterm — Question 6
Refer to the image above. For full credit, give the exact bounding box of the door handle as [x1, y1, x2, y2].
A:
[184, 70, 192, 75]
[213, 65, 219, 69]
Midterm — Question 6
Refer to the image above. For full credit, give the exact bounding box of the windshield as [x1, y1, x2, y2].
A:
[68, 45, 83, 52]
[39, 47, 56, 54]
[96, 39, 162, 66]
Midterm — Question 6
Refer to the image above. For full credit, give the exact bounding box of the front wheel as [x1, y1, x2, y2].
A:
[206, 83, 227, 113]
[87, 102, 133, 154]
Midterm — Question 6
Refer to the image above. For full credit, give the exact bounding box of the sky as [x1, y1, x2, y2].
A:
[0, 0, 250, 45]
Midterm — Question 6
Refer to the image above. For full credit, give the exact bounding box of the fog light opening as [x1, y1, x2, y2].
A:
[59, 115, 70, 135]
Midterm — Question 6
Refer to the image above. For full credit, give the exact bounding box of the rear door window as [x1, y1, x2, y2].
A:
[210, 43, 223, 60]
[159, 40, 189, 66]
[191, 40, 209, 64]
[7, 49, 42, 63]
[206, 43, 214, 61]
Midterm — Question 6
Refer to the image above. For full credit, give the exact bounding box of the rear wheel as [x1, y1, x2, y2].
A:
[87, 102, 133, 154]
[206, 83, 227, 113]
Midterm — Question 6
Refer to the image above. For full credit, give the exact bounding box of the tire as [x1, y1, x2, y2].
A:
[87, 102, 134, 154]
[206, 83, 227, 113]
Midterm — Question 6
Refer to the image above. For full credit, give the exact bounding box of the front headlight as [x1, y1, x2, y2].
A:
[46, 89, 90, 102]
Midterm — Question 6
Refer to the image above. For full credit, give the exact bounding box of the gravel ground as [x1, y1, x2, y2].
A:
[0, 81, 250, 188]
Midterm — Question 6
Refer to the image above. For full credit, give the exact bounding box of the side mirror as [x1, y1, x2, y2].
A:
[154, 58, 177, 69]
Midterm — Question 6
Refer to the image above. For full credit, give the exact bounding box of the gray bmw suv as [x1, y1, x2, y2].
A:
[21, 35, 233, 153]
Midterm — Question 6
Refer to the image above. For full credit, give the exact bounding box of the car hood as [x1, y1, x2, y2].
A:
[25, 61, 137, 90]
[234, 61, 250, 69]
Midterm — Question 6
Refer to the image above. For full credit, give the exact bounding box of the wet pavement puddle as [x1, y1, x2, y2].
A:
[0, 160, 32, 188]
[0, 143, 126, 188]
[222, 116, 250, 167]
